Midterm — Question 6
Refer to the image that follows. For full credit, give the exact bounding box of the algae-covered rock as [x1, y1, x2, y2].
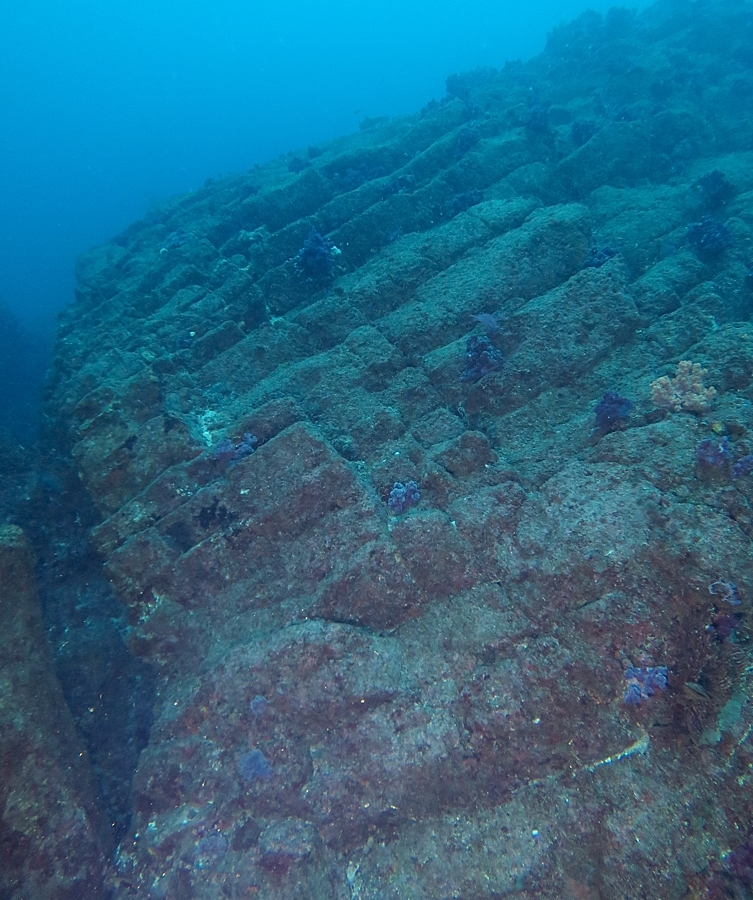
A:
[0, 526, 110, 899]
[39, 2, 753, 897]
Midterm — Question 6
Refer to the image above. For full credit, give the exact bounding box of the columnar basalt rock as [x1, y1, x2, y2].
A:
[39, 2, 753, 897]
[0, 526, 111, 900]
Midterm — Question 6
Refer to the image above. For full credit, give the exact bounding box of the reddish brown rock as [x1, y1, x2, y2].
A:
[37, 4, 753, 898]
[0, 526, 110, 900]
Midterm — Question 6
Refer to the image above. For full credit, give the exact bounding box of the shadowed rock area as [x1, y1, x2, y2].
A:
[0, 527, 111, 900]
[30, 0, 753, 896]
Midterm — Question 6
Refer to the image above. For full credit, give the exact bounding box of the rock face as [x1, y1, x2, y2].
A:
[0, 526, 111, 899]
[42, 1, 753, 897]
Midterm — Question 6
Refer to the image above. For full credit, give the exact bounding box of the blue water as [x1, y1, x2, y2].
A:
[0, 0, 649, 334]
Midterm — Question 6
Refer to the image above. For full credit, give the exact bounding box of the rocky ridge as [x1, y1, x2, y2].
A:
[26, 1, 753, 897]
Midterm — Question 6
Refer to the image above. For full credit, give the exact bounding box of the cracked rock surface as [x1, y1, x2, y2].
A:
[35, 1, 753, 896]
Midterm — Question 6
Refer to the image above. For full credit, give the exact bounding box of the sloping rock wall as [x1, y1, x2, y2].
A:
[0, 527, 111, 899]
[42, 1, 753, 897]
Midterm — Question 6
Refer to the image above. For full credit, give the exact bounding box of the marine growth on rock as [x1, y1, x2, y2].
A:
[12, 3, 753, 899]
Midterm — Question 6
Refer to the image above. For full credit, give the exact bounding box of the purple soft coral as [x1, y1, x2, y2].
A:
[696, 436, 732, 471]
[623, 666, 668, 704]
[212, 432, 257, 467]
[388, 481, 421, 514]
[594, 390, 632, 432]
[461, 334, 503, 383]
[732, 454, 753, 478]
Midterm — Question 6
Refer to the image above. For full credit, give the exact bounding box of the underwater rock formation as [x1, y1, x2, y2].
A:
[0, 527, 111, 899]
[35, 1, 753, 897]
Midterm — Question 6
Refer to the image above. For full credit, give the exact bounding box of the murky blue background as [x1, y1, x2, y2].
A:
[0, 0, 648, 331]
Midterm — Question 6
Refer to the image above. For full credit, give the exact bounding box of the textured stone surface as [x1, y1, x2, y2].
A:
[35, 1, 753, 897]
[0, 526, 110, 900]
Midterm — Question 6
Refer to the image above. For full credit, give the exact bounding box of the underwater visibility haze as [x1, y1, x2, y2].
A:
[0, 0, 647, 329]
[0, 0, 649, 441]
[3, 0, 753, 897]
